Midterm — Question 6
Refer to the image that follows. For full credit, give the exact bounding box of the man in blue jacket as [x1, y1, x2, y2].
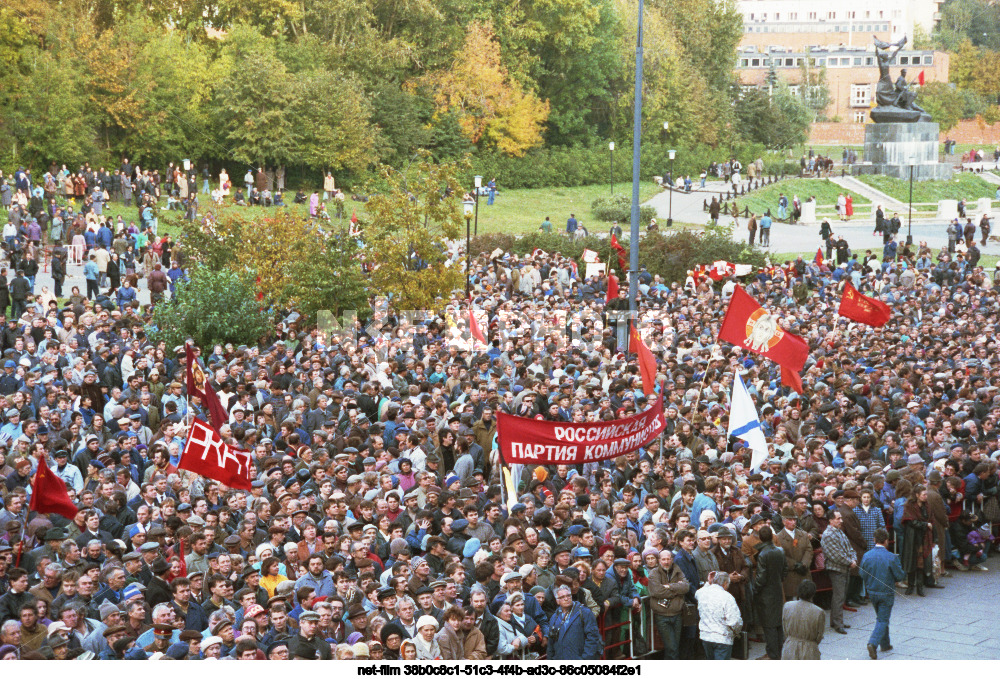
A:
[548, 585, 603, 660]
[859, 528, 905, 660]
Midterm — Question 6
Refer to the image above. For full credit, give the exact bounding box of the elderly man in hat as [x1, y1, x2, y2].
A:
[775, 506, 813, 601]
[289, 609, 332, 659]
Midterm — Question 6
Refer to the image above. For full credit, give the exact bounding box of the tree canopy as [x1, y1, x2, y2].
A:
[0, 0, 751, 175]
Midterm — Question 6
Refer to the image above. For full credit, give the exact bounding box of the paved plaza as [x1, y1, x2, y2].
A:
[748, 554, 1000, 660]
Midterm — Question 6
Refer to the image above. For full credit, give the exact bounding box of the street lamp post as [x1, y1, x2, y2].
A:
[463, 197, 475, 297]
[465, 214, 472, 297]
[667, 149, 676, 227]
[627, 0, 645, 317]
[906, 165, 914, 245]
[609, 142, 615, 196]
[474, 175, 482, 238]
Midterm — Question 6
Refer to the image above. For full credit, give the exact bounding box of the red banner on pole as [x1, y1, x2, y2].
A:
[186, 343, 229, 432]
[179, 418, 252, 490]
[838, 282, 892, 327]
[497, 395, 665, 465]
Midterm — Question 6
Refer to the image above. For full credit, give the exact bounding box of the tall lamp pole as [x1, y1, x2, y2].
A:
[609, 142, 615, 196]
[667, 149, 676, 227]
[628, 0, 645, 317]
[474, 175, 481, 238]
[907, 165, 914, 245]
[464, 196, 475, 297]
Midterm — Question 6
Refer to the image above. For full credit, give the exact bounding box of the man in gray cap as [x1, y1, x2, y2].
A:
[288, 609, 331, 659]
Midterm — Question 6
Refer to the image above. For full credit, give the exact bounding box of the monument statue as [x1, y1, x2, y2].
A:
[871, 35, 931, 123]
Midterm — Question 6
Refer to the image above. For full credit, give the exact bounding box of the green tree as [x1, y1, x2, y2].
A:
[292, 70, 380, 176]
[484, 0, 622, 145]
[919, 82, 966, 132]
[12, 48, 99, 167]
[148, 268, 273, 349]
[733, 84, 812, 150]
[362, 152, 466, 309]
[936, 0, 1000, 51]
[211, 24, 301, 167]
[178, 210, 368, 326]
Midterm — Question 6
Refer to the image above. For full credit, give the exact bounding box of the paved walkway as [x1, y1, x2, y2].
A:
[748, 553, 1000, 660]
[828, 176, 906, 212]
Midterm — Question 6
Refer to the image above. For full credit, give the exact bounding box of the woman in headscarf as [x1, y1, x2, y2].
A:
[413, 615, 441, 659]
[492, 602, 528, 659]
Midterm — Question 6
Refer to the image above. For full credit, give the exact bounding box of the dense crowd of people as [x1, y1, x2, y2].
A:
[0, 159, 996, 662]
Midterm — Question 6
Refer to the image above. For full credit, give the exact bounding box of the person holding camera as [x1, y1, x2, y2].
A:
[547, 585, 602, 660]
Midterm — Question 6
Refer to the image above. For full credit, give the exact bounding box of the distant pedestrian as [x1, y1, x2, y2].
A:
[781, 580, 825, 659]
[859, 529, 905, 660]
[759, 212, 772, 247]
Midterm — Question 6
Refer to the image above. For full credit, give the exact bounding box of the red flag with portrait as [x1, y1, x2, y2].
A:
[185, 343, 229, 432]
[719, 286, 808, 391]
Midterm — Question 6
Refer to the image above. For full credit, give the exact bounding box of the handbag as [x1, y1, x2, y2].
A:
[681, 601, 698, 627]
[813, 550, 825, 571]
[983, 496, 1000, 523]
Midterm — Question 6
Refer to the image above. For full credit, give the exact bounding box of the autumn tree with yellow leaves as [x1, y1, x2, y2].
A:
[413, 22, 550, 157]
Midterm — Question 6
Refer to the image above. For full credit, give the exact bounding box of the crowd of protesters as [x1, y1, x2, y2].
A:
[0, 158, 997, 662]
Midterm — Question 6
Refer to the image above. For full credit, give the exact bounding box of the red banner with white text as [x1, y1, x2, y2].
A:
[497, 395, 665, 465]
[179, 418, 253, 490]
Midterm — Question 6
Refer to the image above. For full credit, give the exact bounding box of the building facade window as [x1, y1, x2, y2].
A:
[851, 84, 871, 107]
[854, 111, 867, 123]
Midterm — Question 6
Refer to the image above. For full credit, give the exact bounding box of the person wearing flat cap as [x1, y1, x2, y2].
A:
[775, 506, 813, 601]
[288, 609, 331, 659]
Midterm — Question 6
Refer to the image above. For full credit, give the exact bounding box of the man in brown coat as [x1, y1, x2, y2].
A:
[838, 489, 872, 605]
[147, 262, 169, 303]
[925, 473, 950, 589]
[460, 607, 488, 659]
[647, 549, 690, 660]
[775, 506, 813, 600]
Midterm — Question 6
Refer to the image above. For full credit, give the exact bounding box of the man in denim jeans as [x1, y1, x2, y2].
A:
[646, 549, 689, 659]
[859, 528, 905, 660]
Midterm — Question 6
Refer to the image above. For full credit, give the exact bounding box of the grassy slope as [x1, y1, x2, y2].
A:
[853, 173, 998, 203]
[736, 178, 870, 216]
[471, 182, 662, 235]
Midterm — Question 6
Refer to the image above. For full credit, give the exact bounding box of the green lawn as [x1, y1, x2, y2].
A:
[471, 182, 662, 235]
[853, 173, 998, 204]
[736, 178, 870, 217]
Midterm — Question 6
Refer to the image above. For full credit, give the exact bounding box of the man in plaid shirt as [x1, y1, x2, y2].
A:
[821, 511, 857, 634]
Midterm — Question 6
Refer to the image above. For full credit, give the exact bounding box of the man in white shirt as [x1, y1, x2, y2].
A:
[695, 571, 743, 660]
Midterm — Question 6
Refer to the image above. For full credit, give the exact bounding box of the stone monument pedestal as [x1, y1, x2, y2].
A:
[800, 201, 817, 224]
[938, 200, 958, 220]
[851, 122, 953, 181]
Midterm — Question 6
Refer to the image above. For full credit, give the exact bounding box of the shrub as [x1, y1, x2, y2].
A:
[590, 194, 655, 224]
[147, 268, 274, 349]
[471, 225, 765, 285]
[467, 142, 789, 190]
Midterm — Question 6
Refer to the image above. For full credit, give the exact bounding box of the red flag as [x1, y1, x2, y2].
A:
[610, 234, 628, 271]
[606, 272, 619, 303]
[176, 537, 188, 578]
[815, 248, 823, 266]
[468, 298, 487, 345]
[186, 343, 229, 432]
[691, 264, 708, 286]
[782, 366, 803, 393]
[179, 418, 252, 490]
[350, 209, 358, 225]
[629, 324, 658, 396]
[719, 286, 809, 375]
[29, 454, 79, 520]
[918, 70, 925, 86]
[838, 282, 892, 327]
